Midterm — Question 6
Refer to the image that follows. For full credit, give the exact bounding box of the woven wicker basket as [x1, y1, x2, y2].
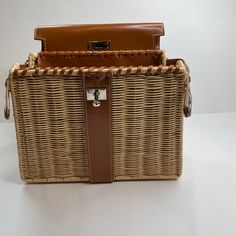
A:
[4, 50, 191, 183]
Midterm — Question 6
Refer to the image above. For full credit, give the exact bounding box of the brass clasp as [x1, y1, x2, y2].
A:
[88, 40, 111, 51]
[86, 88, 107, 107]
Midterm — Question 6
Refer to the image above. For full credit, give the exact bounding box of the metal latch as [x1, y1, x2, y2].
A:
[86, 88, 107, 107]
[88, 40, 111, 50]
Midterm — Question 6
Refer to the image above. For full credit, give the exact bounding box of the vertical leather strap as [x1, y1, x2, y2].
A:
[83, 74, 113, 183]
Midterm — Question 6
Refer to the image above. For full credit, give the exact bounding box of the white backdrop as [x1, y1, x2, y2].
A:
[0, 0, 236, 121]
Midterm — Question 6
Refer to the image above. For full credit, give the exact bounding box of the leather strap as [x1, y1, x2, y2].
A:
[83, 73, 113, 183]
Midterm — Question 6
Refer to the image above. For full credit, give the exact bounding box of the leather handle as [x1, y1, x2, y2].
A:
[4, 78, 10, 120]
[166, 58, 192, 117]
[184, 75, 192, 117]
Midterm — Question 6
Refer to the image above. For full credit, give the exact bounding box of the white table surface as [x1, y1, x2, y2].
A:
[0, 113, 236, 236]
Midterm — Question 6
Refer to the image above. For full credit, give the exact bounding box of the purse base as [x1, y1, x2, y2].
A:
[22, 175, 179, 184]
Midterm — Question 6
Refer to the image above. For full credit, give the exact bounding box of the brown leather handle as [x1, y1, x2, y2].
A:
[166, 58, 192, 117]
[184, 76, 192, 117]
[4, 78, 10, 120]
[181, 60, 192, 117]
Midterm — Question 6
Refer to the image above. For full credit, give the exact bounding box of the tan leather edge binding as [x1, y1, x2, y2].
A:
[83, 73, 113, 183]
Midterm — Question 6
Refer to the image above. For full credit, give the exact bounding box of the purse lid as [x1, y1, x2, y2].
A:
[34, 23, 164, 51]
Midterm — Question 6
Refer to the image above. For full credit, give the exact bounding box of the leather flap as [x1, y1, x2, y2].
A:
[34, 23, 164, 51]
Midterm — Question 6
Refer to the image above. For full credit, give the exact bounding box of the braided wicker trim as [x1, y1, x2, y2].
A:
[13, 64, 186, 78]
[34, 50, 167, 68]
[7, 60, 191, 117]
[38, 49, 164, 57]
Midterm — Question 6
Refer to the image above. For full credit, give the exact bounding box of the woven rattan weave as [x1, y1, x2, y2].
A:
[6, 58, 190, 183]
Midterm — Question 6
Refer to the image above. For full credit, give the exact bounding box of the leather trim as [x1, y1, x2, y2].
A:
[34, 23, 164, 51]
[37, 50, 165, 68]
[83, 72, 113, 183]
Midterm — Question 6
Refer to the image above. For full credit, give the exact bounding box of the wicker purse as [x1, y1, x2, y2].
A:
[4, 23, 192, 183]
